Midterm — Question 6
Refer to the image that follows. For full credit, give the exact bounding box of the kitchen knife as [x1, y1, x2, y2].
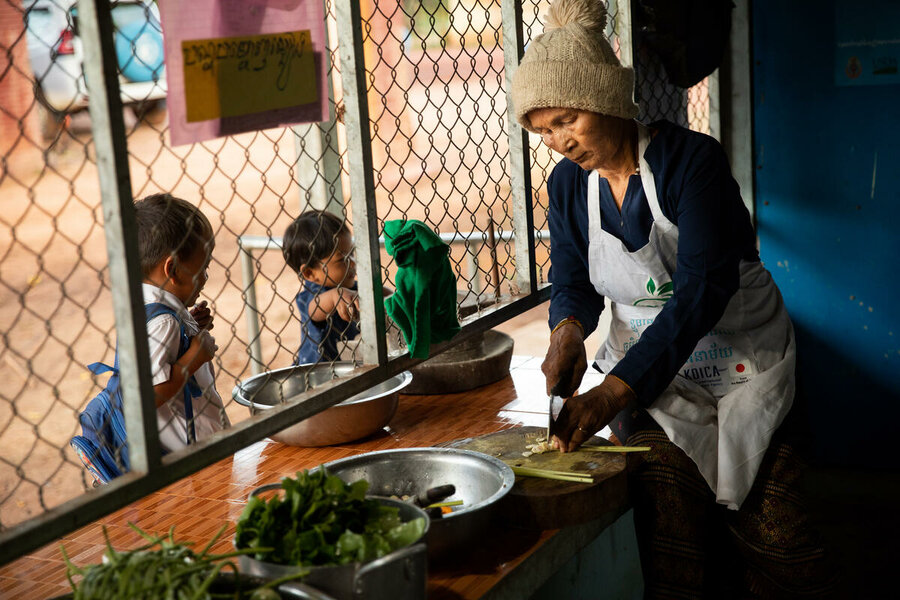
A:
[547, 394, 564, 438]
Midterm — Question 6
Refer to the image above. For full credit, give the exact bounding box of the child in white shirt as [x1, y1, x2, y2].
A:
[135, 194, 230, 452]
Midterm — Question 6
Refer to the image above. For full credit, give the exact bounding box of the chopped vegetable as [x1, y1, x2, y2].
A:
[235, 469, 426, 567]
[425, 500, 463, 509]
[60, 523, 300, 600]
[524, 436, 556, 455]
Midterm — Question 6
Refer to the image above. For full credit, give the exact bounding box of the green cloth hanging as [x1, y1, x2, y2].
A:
[383, 220, 460, 358]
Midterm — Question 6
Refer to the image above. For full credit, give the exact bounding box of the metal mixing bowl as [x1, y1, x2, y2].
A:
[237, 487, 429, 600]
[319, 448, 515, 559]
[232, 363, 412, 446]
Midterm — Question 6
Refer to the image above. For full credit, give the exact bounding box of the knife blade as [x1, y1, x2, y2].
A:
[547, 394, 564, 439]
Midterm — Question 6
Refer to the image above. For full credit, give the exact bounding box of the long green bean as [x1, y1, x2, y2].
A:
[61, 523, 298, 600]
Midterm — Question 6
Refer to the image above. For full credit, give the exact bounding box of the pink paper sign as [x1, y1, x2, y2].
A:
[159, 0, 328, 146]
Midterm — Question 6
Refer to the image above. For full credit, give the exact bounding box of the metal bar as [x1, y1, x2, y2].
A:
[465, 240, 482, 297]
[720, 0, 755, 220]
[292, 0, 342, 216]
[616, 0, 635, 69]
[78, 0, 161, 473]
[293, 124, 328, 212]
[237, 230, 550, 252]
[319, 0, 344, 215]
[708, 69, 722, 142]
[0, 285, 549, 566]
[236, 230, 551, 365]
[317, 121, 345, 216]
[502, 0, 537, 294]
[487, 219, 502, 298]
[236, 229, 551, 351]
[335, 0, 387, 366]
[239, 241, 266, 375]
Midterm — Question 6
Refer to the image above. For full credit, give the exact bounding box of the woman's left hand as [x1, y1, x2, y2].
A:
[552, 375, 636, 453]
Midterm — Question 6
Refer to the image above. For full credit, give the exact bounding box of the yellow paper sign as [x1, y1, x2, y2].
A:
[181, 31, 317, 122]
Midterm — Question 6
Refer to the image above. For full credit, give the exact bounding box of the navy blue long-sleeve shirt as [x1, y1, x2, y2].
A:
[547, 121, 759, 406]
[294, 280, 360, 365]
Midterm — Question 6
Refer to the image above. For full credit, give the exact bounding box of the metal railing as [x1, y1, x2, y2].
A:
[238, 228, 551, 375]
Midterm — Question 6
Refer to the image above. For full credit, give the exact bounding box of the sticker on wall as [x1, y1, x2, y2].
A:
[835, 0, 900, 87]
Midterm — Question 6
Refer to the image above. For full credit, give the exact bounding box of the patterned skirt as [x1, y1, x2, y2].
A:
[626, 422, 838, 599]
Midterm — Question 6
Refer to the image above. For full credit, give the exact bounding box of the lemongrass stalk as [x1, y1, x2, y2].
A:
[580, 446, 651, 453]
[511, 466, 594, 483]
[514, 466, 591, 477]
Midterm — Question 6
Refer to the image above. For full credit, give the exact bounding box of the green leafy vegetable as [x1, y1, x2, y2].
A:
[235, 469, 426, 567]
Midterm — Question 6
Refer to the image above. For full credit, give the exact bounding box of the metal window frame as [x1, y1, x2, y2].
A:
[0, 0, 547, 566]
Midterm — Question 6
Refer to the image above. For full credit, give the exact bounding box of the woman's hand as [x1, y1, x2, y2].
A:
[541, 321, 587, 397]
[551, 375, 635, 453]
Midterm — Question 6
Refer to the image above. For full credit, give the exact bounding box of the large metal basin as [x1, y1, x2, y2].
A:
[232, 363, 412, 446]
[237, 488, 428, 600]
[319, 448, 515, 559]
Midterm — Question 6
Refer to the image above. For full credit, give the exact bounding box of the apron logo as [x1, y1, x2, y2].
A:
[632, 277, 673, 307]
[729, 360, 755, 385]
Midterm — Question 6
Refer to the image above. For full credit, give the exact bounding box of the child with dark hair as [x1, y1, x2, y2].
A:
[135, 193, 229, 451]
[282, 210, 364, 364]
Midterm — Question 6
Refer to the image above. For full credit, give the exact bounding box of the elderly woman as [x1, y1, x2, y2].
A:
[510, 0, 835, 597]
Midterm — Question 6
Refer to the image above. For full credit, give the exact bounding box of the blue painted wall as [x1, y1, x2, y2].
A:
[753, 0, 900, 467]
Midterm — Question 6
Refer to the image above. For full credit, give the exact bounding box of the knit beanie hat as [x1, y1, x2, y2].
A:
[510, 0, 639, 132]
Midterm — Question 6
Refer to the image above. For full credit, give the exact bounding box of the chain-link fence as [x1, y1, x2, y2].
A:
[0, 0, 714, 564]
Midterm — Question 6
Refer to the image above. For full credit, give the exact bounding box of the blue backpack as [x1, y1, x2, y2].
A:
[70, 303, 201, 484]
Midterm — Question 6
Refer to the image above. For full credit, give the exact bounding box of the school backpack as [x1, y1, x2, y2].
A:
[70, 302, 200, 484]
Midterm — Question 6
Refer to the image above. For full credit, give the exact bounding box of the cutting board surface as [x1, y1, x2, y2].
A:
[443, 426, 628, 528]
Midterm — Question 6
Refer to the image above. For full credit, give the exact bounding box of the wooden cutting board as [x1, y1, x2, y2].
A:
[442, 426, 628, 530]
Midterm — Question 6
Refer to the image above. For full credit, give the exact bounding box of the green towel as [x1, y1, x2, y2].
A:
[383, 219, 460, 359]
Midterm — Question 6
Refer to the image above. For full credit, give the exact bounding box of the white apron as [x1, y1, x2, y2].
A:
[590, 123, 796, 509]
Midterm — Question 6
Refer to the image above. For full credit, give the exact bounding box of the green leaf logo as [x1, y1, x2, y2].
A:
[633, 277, 674, 307]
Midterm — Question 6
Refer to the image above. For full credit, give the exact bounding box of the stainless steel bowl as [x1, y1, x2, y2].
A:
[232, 363, 412, 446]
[319, 448, 515, 559]
[237, 486, 429, 600]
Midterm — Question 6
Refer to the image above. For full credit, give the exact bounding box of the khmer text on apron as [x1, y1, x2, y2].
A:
[590, 123, 796, 509]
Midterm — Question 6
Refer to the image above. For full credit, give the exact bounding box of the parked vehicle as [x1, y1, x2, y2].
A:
[23, 0, 167, 138]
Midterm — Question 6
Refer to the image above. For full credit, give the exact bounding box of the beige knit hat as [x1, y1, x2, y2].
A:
[510, 0, 639, 132]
